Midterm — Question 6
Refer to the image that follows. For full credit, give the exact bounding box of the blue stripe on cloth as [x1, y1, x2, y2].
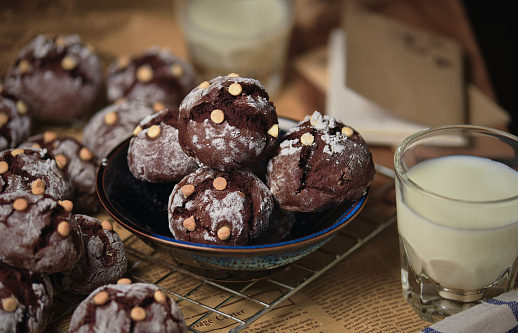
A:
[487, 298, 518, 333]
[487, 299, 518, 321]
[422, 328, 441, 333]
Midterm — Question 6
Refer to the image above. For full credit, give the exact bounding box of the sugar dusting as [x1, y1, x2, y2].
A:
[201, 190, 246, 236]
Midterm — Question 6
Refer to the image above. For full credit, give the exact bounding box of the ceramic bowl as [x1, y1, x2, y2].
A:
[97, 118, 368, 281]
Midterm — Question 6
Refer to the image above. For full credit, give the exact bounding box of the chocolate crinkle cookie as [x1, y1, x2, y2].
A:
[53, 215, 127, 295]
[0, 86, 31, 151]
[106, 47, 195, 110]
[177, 74, 279, 171]
[69, 282, 187, 333]
[82, 99, 157, 159]
[0, 147, 73, 201]
[128, 108, 198, 183]
[2, 34, 102, 123]
[21, 132, 102, 214]
[0, 262, 53, 333]
[168, 167, 274, 246]
[267, 111, 375, 212]
[0, 192, 83, 273]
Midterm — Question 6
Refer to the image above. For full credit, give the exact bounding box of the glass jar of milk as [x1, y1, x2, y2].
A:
[176, 0, 294, 97]
[394, 125, 518, 323]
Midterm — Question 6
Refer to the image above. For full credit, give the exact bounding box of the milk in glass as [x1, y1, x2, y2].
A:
[180, 0, 292, 96]
[397, 155, 518, 292]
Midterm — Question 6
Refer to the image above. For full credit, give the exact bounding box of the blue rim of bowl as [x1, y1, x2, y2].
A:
[96, 117, 369, 255]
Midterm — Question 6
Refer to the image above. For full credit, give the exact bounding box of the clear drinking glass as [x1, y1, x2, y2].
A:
[176, 0, 294, 97]
[394, 125, 518, 322]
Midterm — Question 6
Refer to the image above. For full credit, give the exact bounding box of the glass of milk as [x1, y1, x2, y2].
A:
[176, 0, 294, 97]
[394, 125, 518, 322]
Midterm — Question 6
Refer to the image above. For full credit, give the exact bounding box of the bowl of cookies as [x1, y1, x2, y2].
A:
[97, 75, 375, 281]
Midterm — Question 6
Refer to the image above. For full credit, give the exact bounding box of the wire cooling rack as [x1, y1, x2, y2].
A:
[46, 169, 396, 333]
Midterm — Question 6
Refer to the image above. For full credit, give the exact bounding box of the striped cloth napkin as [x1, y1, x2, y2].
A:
[421, 289, 518, 333]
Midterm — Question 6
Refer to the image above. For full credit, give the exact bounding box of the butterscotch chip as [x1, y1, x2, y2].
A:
[171, 63, 183, 77]
[147, 125, 161, 138]
[210, 109, 225, 124]
[61, 55, 77, 71]
[227, 73, 240, 77]
[228, 83, 242, 96]
[13, 198, 28, 211]
[152, 101, 166, 112]
[57, 221, 70, 237]
[101, 220, 113, 231]
[300, 132, 314, 146]
[55, 35, 66, 47]
[104, 111, 118, 125]
[0, 161, 8, 174]
[1, 297, 18, 312]
[0, 112, 8, 128]
[115, 98, 126, 105]
[43, 131, 57, 143]
[181, 184, 195, 198]
[55, 154, 67, 169]
[18, 59, 31, 74]
[183, 216, 196, 232]
[133, 125, 142, 136]
[117, 56, 131, 69]
[217, 226, 231, 240]
[11, 148, 24, 157]
[31, 179, 46, 195]
[31, 143, 41, 149]
[267, 124, 279, 137]
[79, 147, 93, 161]
[198, 81, 210, 89]
[154, 290, 167, 304]
[16, 100, 27, 114]
[341, 126, 354, 137]
[136, 65, 153, 82]
[59, 200, 73, 212]
[117, 278, 132, 285]
[130, 306, 146, 321]
[213, 177, 227, 190]
[93, 291, 109, 305]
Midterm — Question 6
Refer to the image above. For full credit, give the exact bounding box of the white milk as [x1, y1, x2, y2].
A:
[180, 0, 292, 95]
[397, 155, 518, 290]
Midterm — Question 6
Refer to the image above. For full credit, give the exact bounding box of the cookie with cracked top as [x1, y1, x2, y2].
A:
[69, 282, 187, 333]
[0, 147, 72, 201]
[21, 132, 102, 214]
[82, 99, 156, 159]
[106, 47, 195, 110]
[53, 214, 127, 295]
[177, 74, 279, 171]
[128, 108, 198, 183]
[0, 262, 53, 333]
[2, 34, 102, 122]
[168, 167, 274, 246]
[267, 111, 375, 212]
[0, 192, 83, 273]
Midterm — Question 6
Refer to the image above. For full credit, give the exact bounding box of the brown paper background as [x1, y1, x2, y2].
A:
[344, 1, 466, 127]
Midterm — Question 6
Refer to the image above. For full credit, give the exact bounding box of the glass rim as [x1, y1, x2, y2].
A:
[394, 124, 518, 204]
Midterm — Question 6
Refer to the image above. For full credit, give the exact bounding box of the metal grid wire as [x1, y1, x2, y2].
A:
[46, 172, 396, 333]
